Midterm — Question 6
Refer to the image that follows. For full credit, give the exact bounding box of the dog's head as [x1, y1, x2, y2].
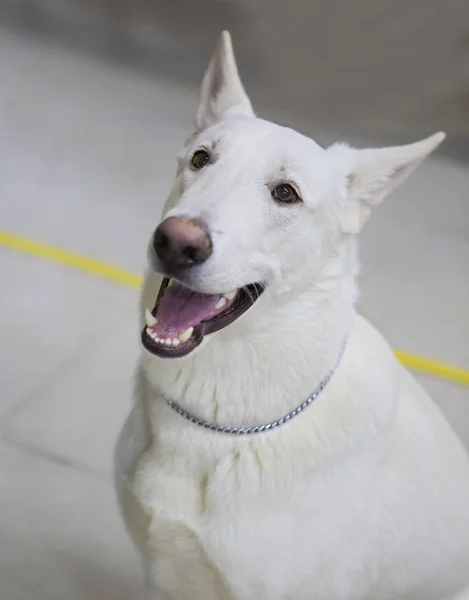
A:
[142, 31, 444, 359]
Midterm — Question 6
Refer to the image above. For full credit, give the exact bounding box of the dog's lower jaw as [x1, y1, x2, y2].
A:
[141, 281, 357, 434]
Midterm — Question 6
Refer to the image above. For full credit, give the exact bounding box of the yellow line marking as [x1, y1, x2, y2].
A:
[1, 229, 468, 388]
[0, 229, 142, 289]
[394, 350, 469, 387]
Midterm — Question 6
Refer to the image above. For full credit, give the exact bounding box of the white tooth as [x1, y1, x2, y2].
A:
[215, 297, 226, 310]
[179, 327, 193, 342]
[145, 309, 157, 327]
[172, 339, 180, 347]
[165, 338, 172, 346]
[223, 290, 237, 300]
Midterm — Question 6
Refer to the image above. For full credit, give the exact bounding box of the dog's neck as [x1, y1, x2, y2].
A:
[141, 261, 357, 428]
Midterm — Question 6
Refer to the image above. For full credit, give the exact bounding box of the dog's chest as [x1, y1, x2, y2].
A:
[126, 443, 377, 600]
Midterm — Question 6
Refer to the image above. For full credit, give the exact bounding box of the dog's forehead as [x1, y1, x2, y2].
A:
[203, 117, 325, 161]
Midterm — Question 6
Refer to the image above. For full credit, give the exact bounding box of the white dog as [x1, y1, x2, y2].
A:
[115, 31, 469, 600]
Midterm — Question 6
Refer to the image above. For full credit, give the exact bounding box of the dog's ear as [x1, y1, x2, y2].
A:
[195, 31, 254, 131]
[329, 132, 445, 234]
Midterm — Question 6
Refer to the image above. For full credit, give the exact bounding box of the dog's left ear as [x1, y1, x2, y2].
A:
[329, 132, 445, 234]
[195, 31, 255, 131]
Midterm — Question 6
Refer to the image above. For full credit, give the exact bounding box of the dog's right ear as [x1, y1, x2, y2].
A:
[195, 31, 255, 131]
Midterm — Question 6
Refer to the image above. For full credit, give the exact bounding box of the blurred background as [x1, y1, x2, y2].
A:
[0, 1, 468, 599]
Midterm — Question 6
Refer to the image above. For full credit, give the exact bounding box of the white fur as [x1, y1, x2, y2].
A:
[115, 31, 469, 600]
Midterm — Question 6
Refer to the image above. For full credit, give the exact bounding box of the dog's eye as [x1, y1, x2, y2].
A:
[272, 183, 300, 204]
[191, 149, 210, 170]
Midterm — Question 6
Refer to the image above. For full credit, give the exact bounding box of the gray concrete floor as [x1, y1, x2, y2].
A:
[0, 28, 468, 600]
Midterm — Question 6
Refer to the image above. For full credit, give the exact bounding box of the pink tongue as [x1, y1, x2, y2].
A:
[156, 283, 221, 332]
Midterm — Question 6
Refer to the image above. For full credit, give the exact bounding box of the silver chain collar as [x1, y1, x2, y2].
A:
[165, 343, 346, 435]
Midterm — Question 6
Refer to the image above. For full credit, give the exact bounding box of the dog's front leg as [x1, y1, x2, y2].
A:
[142, 527, 237, 600]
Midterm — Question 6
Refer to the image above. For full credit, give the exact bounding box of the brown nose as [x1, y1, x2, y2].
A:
[152, 217, 213, 269]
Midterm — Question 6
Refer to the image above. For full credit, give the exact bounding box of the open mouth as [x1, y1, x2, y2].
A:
[141, 278, 264, 358]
